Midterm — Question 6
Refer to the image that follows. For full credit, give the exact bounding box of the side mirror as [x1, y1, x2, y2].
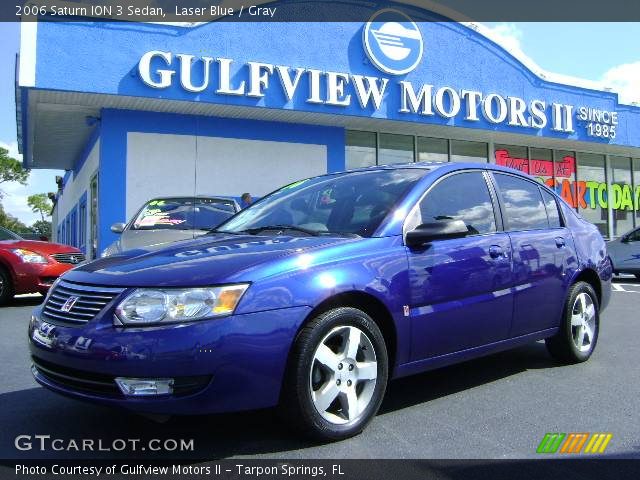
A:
[405, 219, 469, 248]
[110, 222, 126, 234]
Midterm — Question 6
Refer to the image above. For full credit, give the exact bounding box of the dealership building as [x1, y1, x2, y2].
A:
[16, 4, 640, 259]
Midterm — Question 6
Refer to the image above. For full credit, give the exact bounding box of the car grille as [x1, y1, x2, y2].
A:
[42, 280, 124, 325]
[51, 253, 86, 264]
[32, 356, 122, 396]
[32, 356, 213, 398]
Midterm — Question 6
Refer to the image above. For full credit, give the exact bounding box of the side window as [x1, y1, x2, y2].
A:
[541, 189, 562, 228]
[493, 173, 549, 231]
[418, 172, 497, 235]
[628, 229, 640, 242]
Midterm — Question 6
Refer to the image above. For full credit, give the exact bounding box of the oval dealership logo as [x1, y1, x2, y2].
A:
[363, 9, 423, 75]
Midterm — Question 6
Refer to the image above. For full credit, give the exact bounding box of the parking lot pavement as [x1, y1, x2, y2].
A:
[611, 275, 640, 293]
[1, 284, 639, 461]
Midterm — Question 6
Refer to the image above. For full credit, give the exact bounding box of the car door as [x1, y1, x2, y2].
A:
[490, 172, 577, 335]
[406, 170, 514, 360]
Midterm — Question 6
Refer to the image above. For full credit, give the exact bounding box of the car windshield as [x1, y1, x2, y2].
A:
[217, 169, 426, 237]
[0, 227, 22, 240]
[131, 197, 237, 231]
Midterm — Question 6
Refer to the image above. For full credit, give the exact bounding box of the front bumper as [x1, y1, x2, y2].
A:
[28, 305, 311, 414]
[14, 262, 74, 295]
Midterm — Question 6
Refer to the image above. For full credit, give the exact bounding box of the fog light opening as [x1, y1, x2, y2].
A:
[115, 377, 174, 396]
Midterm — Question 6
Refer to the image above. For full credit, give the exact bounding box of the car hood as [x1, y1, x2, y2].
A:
[64, 233, 355, 287]
[0, 239, 80, 255]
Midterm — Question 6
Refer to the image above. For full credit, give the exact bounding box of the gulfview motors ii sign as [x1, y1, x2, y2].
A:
[137, 9, 618, 140]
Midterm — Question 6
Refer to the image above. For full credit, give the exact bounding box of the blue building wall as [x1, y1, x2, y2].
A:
[31, 19, 640, 148]
[25, 6, 640, 250]
[52, 128, 99, 254]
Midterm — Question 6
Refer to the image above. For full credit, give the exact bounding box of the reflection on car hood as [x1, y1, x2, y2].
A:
[65, 233, 353, 287]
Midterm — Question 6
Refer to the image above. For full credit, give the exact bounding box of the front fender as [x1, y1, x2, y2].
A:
[232, 236, 412, 364]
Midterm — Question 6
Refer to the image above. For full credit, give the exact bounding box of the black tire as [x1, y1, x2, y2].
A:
[280, 307, 388, 441]
[0, 267, 13, 305]
[545, 281, 599, 364]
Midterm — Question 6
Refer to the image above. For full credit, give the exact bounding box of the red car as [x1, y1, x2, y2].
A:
[0, 226, 85, 304]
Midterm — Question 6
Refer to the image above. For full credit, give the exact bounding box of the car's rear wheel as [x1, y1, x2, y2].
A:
[0, 267, 13, 305]
[281, 307, 388, 441]
[545, 281, 599, 363]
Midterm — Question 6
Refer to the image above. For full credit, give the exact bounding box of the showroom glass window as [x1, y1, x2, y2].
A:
[346, 131, 376, 170]
[577, 152, 608, 237]
[610, 156, 634, 236]
[634, 158, 640, 227]
[379, 133, 414, 164]
[493, 173, 549, 231]
[554, 150, 577, 209]
[450, 140, 488, 163]
[417, 137, 448, 162]
[417, 172, 496, 235]
[529, 147, 554, 186]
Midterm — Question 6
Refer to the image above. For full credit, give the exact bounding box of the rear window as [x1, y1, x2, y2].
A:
[541, 189, 562, 228]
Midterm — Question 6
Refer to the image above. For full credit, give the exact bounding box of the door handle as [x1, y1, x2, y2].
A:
[555, 237, 566, 248]
[489, 245, 504, 259]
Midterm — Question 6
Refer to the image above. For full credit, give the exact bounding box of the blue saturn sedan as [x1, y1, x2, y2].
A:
[29, 163, 611, 440]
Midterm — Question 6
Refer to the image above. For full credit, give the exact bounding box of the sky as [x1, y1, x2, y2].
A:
[0, 22, 62, 226]
[0, 21, 639, 225]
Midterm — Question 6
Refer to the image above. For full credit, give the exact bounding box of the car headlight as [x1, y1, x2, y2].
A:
[115, 284, 249, 325]
[11, 249, 48, 264]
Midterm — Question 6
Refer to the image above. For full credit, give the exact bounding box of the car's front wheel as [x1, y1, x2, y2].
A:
[545, 281, 599, 363]
[281, 307, 388, 441]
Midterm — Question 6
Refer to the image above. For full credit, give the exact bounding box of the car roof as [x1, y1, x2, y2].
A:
[342, 161, 447, 172]
[348, 160, 556, 179]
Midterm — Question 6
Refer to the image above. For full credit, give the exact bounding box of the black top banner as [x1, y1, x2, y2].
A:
[5, 0, 640, 22]
[3, 459, 640, 480]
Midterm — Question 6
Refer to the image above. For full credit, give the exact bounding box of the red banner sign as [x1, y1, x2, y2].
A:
[494, 149, 575, 178]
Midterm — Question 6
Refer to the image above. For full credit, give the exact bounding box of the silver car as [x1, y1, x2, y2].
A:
[607, 226, 640, 279]
[102, 196, 240, 257]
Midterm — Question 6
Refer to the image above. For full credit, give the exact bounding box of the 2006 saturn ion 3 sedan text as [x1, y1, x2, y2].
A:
[29, 163, 611, 440]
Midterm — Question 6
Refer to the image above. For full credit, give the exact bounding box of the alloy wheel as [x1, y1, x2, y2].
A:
[571, 292, 596, 352]
[309, 325, 377, 425]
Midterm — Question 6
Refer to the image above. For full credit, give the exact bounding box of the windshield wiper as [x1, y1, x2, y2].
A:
[210, 226, 360, 238]
[207, 229, 247, 235]
[239, 225, 324, 236]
